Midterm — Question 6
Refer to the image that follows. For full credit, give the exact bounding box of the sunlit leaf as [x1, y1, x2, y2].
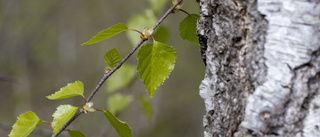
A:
[137, 41, 176, 98]
[179, 14, 200, 44]
[46, 81, 84, 100]
[9, 112, 42, 137]
[68, 130, 86, 137]
[153, 26, 170, 43]
[127, 10, 157, 46]
[82, 23, 128, 46]
[106, 64, 136, 93]
[52, 105, 78, 136]
[138, 96, 153, 120]
[104, 48, 122, 69]
[104, 110, 132, 137]
[108, 93, 130, 114]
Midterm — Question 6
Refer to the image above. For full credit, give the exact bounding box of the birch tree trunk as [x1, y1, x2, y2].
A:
[197, 0, 320, 136]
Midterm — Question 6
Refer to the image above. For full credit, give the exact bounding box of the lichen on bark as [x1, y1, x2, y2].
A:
[197, 0, 320, 136]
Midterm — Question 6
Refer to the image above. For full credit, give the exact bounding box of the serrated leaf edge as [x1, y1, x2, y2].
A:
[137, 41, 176, 98]
[52, 105, 78, 136]
[82, 23, 128, 46]
[9, 111, 42, 137]
[46, 81, 84, 100]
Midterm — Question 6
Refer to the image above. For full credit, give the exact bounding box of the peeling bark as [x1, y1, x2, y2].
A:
[197, 0, 320, 136]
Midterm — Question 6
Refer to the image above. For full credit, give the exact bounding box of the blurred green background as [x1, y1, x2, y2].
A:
[0, 0, 205, 136]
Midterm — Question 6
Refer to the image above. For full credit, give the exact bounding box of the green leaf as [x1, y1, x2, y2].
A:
[179, 14, 200, 44]
[82, 23, 128, 46]
[52, 105, 78, 136]
[138, 96, 153, 120]
[137, 41, 176, 98]
[46, 81, 84, 100]
[68, 130, 86, 137]
[104, 48, 122, 69]
[104, 110, 132, 137]
[153, 26, 170, 43]
[108, 93, 130, 114]
[9, 111, 42, 137]
[106, 63, 136, 93]
[150, 0, 168, 14]
[127, 10, 157, 46]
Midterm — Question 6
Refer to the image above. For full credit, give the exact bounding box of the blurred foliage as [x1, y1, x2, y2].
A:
[107, 63, 136, 93]
[107, 93, 131, 114]
[0, 0, 205, 136]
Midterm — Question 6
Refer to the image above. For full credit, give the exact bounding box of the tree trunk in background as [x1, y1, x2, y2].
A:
[197, 0, 320, 136]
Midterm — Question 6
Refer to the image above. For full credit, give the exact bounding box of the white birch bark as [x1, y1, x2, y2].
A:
[197, 0, 320, 136]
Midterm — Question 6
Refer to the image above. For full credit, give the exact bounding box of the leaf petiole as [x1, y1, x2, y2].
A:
[42, 120, 54, 130]
[42, 120, 52, 125]
[150, 35, 156, 44]
[94, 109, 104, 112]
[129, 29, 144, 37]
[179, 9, 190, 16]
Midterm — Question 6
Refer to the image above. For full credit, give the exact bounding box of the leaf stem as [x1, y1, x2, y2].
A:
[150, 35, 156, 43]
[53, 0, 183, 136]
[42, 120, 55, 130]
[179, 9, 190, 16]
[128, 29, 144, 36]
[95, 109, 104, 112]
[82, 95, 87, 103]
[42, 121, 52, 126]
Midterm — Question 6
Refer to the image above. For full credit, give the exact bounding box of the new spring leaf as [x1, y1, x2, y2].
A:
[9, 111, 42, 137]
[104, 110, 132, 137]
[68, 130, 86, 137]
[104, 48, 122, 69]
[82, 23, 128, 46]
[46, 81, 84, 100]
[179, 14, 200, 44]
[52, 105, 78, 136]
[137, 41, 176, 98]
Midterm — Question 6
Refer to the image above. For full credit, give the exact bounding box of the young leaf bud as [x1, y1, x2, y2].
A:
[83, 102, 96, 113]
[172, 0, 183, 13]
[141, 27, 154, 40]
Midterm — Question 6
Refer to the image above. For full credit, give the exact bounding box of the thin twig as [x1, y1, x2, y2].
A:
[53, 0, 183, 136]
[0, 75, 22, 83]
[98, 123, 112, 137]
[152, 0, 183, 30]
